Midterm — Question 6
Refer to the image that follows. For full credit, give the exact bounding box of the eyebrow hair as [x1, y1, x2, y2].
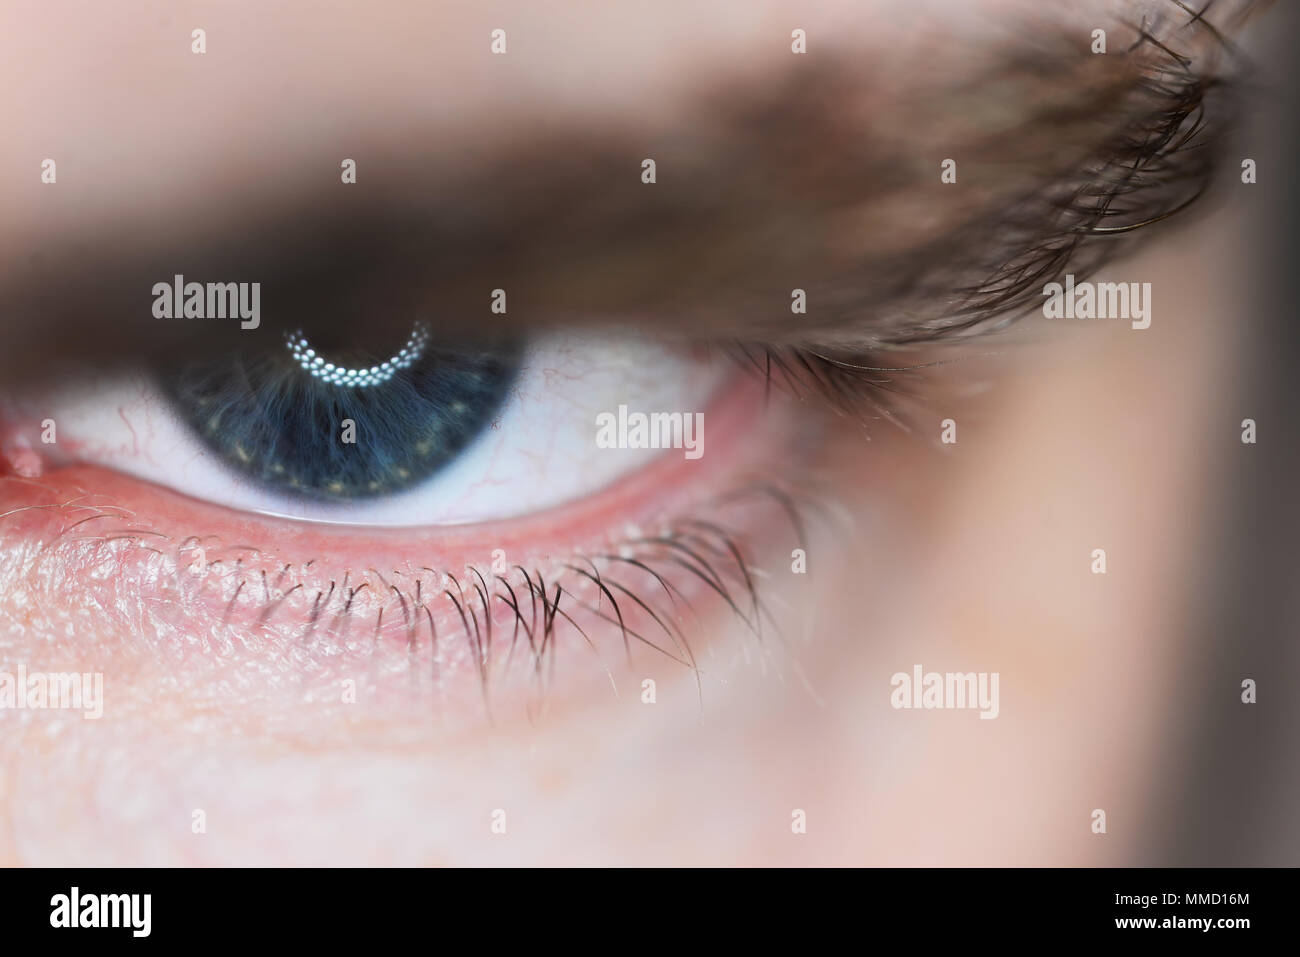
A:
[0, 1, 1259, 383]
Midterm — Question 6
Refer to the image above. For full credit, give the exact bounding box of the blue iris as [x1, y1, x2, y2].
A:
[161, 335, 521, 502]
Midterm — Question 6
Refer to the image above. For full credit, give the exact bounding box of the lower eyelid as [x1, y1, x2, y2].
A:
[0, 372, 827, 707]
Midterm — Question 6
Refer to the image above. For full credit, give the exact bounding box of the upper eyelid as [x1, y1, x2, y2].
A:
[0, 7, 1253, 379]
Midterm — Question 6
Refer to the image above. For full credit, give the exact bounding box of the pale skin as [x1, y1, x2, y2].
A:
[0, 0, 1272, 863]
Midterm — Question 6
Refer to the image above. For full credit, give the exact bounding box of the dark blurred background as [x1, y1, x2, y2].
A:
[1149, 1, 1299, 865]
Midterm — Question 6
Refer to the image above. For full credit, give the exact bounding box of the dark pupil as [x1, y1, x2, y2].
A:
[161, 334, 521, 502]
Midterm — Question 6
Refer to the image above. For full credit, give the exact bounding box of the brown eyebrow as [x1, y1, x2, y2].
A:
[0, 2, 1254, 383]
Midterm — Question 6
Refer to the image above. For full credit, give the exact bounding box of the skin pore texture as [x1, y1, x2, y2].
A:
[0, 0, 1272, 863]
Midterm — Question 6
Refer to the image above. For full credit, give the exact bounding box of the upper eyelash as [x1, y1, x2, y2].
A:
[737, 6, 1257, 427]
[727, 343, 951, 435]
[836, 17, 1243, 353]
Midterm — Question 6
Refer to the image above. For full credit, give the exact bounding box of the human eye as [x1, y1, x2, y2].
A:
[12, 331, 725, 526]
[0, 2, 1241, 702]
[1, 315, 796, 699]
[0, 0, 1276, 870]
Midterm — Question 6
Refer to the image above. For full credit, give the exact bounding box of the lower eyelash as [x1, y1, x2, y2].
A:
[3, 474, 837, 713]
[232, 480, 820, 703]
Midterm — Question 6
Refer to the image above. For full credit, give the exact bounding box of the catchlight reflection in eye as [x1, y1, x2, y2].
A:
[286, 322, 431, 389]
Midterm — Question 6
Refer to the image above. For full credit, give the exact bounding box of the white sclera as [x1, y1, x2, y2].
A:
[24, 334, 721, 527]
